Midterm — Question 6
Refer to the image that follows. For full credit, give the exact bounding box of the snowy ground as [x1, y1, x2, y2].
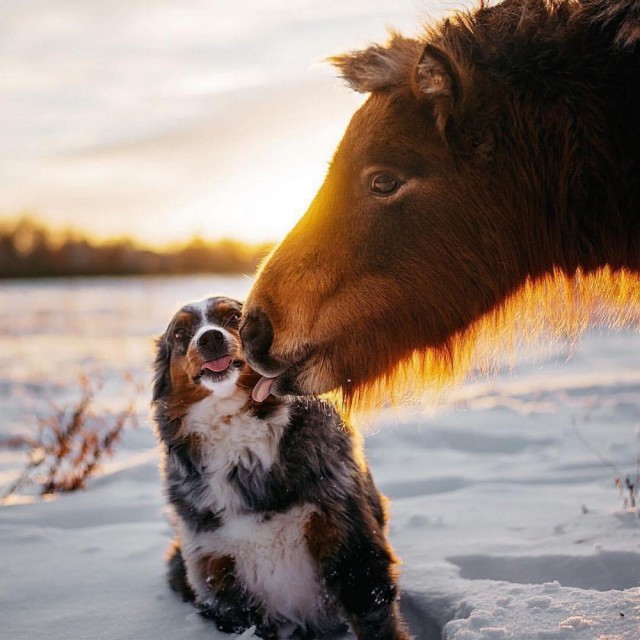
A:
[1, 275, 639, 639]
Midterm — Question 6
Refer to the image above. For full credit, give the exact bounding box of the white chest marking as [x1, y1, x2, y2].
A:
[182, 505, 324, 626]
[182, 390, 289, 514]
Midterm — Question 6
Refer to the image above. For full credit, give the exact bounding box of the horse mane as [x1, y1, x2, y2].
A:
[339, 267, 640, 413]
[333, 1, 640, 94]
[426, 0, 640, 82]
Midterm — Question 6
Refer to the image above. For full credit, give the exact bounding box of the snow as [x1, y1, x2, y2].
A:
[1, 275, 640, 639]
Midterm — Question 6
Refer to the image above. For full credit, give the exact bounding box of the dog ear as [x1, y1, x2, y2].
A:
[152, 336, 172, 403]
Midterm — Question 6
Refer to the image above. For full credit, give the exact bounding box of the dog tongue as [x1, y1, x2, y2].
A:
[201, 356, 233, 373]
[252, 376, 274, 403]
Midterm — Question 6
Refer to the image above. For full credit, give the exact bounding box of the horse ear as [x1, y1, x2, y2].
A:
[415, 45, 458, 96]
[152, 336, 172, 403]
[329, 35, 420, 93]
[413, 44, 463, 133]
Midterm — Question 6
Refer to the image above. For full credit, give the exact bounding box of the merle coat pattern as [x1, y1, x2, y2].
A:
[152, 297, 409, 640]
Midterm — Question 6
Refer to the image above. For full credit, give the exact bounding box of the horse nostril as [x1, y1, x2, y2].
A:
[198, 329, 225, 350]
[240, 308, 274, 357]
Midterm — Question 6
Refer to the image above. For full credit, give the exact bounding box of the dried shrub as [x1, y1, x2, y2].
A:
[572, 412, 640, 513]
[615, 473, 639, 510]
[1, 377, 136, 502]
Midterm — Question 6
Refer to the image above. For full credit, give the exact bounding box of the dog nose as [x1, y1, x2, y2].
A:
[240, 308, 274, 360]
[198, 329, 226, 350]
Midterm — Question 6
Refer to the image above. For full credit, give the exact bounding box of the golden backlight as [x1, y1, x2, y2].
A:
[0, 1, 417, 247]
[340, 267, 640, 413]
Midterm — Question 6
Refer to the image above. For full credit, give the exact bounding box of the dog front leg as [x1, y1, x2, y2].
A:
[331, 540, 411, 640]
[188, 551, 277, 639]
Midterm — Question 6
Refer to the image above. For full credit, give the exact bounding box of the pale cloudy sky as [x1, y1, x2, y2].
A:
[0, 0, 448, 245]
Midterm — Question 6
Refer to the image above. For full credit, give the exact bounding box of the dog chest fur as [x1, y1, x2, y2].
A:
[182, 390, 289, 514]
[180, 505, 326, 626]
[178, 391, 328, 625]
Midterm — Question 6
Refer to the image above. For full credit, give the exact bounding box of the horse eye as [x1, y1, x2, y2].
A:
[370, 173, 400, 196]
[174, 328, 187, 340]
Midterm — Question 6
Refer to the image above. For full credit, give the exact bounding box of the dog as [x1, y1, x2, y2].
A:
[152, 296, 410, 640]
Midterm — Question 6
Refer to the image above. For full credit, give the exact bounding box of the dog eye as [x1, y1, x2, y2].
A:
[173, 328, 187, 340]
[227, 312, 241, 325]
[369, 173, 400, 196]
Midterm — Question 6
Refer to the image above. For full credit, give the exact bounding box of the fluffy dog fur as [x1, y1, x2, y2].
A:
[152, 296, 409, 640]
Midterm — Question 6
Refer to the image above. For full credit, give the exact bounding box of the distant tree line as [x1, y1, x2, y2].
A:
[0, 218, 274, 278]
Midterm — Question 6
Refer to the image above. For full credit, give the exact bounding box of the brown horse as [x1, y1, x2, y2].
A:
[241, 0, 640, 409]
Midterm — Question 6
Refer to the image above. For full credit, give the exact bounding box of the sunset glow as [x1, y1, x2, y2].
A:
[0, 0, 429, 246]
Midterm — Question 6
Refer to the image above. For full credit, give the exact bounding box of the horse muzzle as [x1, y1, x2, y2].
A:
[240, 307, 290, 378]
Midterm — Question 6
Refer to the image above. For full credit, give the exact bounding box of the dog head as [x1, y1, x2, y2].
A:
[153, 296, 245, 404]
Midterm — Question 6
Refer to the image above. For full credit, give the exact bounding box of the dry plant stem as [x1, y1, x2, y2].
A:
[41, 383, 92, 495]
[0, 379, 135, 503]
[0, 448, 44, 501]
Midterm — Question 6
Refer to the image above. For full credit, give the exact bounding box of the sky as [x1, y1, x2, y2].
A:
[0, 0, 450, 246]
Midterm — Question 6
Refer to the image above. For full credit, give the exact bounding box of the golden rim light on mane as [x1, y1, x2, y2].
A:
[337, 266, 640, 414]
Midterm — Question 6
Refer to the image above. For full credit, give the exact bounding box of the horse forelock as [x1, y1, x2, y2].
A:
[331, 0, 640, 98]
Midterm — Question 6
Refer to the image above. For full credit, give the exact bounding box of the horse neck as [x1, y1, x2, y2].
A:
[505, 105, 640, 279]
